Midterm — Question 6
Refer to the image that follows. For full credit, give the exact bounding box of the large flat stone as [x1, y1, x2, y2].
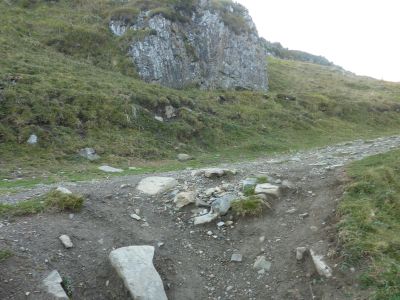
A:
[254, 183, 280, 197]
[98, 165, 124, 173]
[109, 246, 167, 300]
[137, 177, 178, 195]
[42, 270, 69, 299]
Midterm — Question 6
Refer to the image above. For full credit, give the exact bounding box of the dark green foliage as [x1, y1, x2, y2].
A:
[232, 197, 266, 217]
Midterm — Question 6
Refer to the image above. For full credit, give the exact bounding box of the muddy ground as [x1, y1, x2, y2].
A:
[1, 136, 400, 300]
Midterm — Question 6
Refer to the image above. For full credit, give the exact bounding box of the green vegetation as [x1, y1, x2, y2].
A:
[232, 196, 268, 217]
[339, 150, 400, 299]
[0, 250, 13, 262]
[0, 0, 400, 191]
[0, 190, 84, 217]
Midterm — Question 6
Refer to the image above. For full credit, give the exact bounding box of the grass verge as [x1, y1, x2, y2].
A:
[338, 149, 400, 299]
[231, 196, 268, 217]
[0, 190, 84, 217]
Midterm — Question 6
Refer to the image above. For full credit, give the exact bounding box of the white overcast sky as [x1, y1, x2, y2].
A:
[235, 0, 400, 82]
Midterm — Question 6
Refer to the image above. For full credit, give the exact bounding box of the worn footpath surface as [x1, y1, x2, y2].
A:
[1, 135, 400, 300]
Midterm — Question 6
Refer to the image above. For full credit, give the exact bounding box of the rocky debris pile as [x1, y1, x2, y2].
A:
[109, 246, 167, 300]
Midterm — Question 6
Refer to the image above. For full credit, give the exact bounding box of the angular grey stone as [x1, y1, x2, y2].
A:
[79, 148, 100, 161]
[194, 211, 218, 225]
[296, 247, 308, 260]
[177, 153, 192, 162]
[137, 176, 178, 195]
[254, 183, 280, 197]
[231, 253, 242, 262]
[42, 270, 69, 299]
[109, 246, 167, 300]
[98, 165, 123, 173]
[310, 249, 332, 278]
[59, 235, 73, 249]
[253, 256, 272, 271]
[204, 168, 225, 178]
[174, 191, 196, 209]
[211, 193, 236, 215]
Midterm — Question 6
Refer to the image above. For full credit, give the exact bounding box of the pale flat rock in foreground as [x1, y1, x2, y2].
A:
[42, 270, 69, 299]
[109, 246, 167, 300]
[98, 165, 124, 173]
[137, 177, 178, 195]
[254, 183, 280, 197]
[310, 249, 332, 278]
[174, 191, 196, 208]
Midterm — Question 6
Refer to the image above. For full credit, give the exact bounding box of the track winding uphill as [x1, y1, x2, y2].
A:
[1, 135, 400, 299]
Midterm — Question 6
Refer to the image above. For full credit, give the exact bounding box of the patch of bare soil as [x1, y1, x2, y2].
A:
[2, 136, 400, 300]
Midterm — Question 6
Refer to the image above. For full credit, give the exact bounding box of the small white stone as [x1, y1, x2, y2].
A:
[130, 214, 142, 221]
[207, 231, 213, 236]
[217, 221, 225, 227]
[231, 253, 242, 262]
[59, 235, 73, 249]
[56, 187, 72, 195]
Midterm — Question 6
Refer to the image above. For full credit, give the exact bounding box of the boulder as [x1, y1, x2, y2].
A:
[310, 249, 332, 278]
[137, 177, 178, 195]
[109, 246, 167, 300]
[254, 183, 280, 197]
[42, 270, 69, 299]
[177, 153, 192, 162]
[98, 166, 123, 173]
[79, 148, 100, 161]
[296, 247, 308, 261]
[174, 191, 196, 209]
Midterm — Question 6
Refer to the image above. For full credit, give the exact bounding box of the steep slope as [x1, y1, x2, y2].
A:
[1, 0, 400, 182]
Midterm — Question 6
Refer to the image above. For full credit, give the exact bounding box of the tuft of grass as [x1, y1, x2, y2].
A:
[256, 176, 268, 184]
[231, 196, 267, 217]
[0, 250, 13, 262]
[338, 149, 400, 299]
[0, 190, 84, 217]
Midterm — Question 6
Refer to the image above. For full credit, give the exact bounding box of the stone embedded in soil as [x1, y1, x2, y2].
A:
[98, 165, 123, 173]
[310, 249, 332, 278]
[174, 191, 196, 209]
[130, 214, 142, 221]
[137, 176, 178, 196]
[296, 247, 308, 260]
[231, 253, 243, 262]
[204, 168, 225, 178]
[109, 246, 167, 300]
[177, 153, 192, 162]
[56, 187, 72, 195]
[194, 211, 218, 225]
[42, 270, 69, 299]
[211, 193, 236, 215]
[59, 235, 73, 249]
[254, 183, 280, 197]
[253, 256, 272, 271]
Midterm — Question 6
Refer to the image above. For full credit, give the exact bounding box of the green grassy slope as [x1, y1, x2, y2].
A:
[340, 150, 400, 299]
[1, 0, 400, 185]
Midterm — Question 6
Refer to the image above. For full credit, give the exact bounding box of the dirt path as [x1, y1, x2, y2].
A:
[1, 135, 400, 300]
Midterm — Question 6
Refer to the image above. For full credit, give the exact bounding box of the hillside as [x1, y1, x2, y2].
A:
[1, 0, 400, 184]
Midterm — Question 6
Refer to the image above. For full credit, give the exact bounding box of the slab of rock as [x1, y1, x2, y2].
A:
[231, 253, 243, 262]
[59, 235, 73, 249]
[194, 212, 218, 225]
[254, 183, 280, 197]
[42, 270, 69, 299]
[98, 165, 123, 173]
[211, 193, 236, 215]
[137, 177, 178, 196]
[56, 187, 72, 195]
[174, 191, 196, 209]
[79, 148, 100, 161]
[177, 153, 192, 162]
[253, 256, 272, 271]
[310, 249, 332, 278]
[154, 116, 164, 122]
[27, 134, 38, 145]
[109, 246, 167, 300]
[296, 247, 308, 260]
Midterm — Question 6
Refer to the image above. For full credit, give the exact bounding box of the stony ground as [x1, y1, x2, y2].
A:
[2, 135, 400, 300]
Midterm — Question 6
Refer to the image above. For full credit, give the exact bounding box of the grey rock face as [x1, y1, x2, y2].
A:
[109, 246, 167, 300]
[109, 1, 267, 91]
[79, 148, 100, 161]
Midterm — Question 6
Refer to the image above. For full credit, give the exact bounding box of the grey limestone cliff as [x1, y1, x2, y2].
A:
[109, 0, 268, 91]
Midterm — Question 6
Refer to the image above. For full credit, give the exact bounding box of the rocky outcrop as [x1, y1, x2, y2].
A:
[109, 0, 268, 91]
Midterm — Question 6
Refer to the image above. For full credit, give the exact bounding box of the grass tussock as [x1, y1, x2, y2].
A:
[0, 190, 84, 217]
[232, 196, 269, 217]
[0, 250, 13, 262]
[339, 149, 400, 299]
